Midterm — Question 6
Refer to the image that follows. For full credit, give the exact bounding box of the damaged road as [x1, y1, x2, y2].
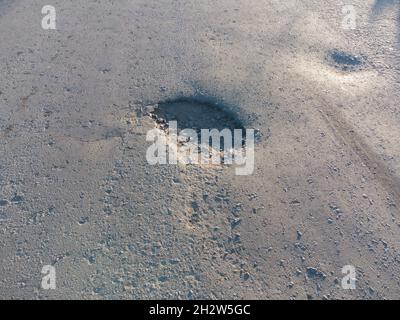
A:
[0, 0, 400, 300]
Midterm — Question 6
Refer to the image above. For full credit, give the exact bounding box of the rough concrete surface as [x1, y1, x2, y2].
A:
[0, 0, 400, 299]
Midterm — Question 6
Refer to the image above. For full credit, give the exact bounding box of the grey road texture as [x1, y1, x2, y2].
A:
[1, 0, 400, 299]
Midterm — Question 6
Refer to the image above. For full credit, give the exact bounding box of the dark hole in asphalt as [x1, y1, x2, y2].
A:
[146, 99, 246, 151]
[328, 49, 364, 71]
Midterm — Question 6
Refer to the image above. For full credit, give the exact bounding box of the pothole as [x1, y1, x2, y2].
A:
[327, 49, 364, 71]
[149, 99, 244, 133]
[143, 98, 252, 167]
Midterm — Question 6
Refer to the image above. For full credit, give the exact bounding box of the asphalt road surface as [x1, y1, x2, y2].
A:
[1, 0, 400, 299]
